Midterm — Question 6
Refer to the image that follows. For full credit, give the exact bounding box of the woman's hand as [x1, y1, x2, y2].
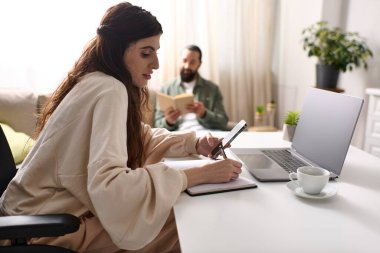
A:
[184, 159, 243, 188]
[196, 132, 223, 157]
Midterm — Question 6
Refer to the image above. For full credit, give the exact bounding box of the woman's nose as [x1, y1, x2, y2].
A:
[152, 54, 159, 70]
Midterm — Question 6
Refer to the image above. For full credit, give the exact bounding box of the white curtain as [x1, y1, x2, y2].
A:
[148, 0, 277, 126]
[0, 0, 277, 126]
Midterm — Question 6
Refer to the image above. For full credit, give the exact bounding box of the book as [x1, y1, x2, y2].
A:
[163, 159, 257, 196]
[156, 92, 194, 114]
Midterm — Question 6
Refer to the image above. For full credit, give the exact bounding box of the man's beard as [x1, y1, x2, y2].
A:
[180, 68, 197, 82]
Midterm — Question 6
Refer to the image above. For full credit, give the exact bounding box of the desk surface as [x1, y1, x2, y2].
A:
[174, 132, 380, 253]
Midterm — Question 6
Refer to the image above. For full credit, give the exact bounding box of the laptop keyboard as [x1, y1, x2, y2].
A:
[262, 150, 308, 173]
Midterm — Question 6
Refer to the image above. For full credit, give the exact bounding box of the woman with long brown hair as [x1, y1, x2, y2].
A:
[0, 2, 242, 252]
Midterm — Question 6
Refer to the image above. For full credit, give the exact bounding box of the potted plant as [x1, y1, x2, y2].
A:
[254, 105, 265, 127]
[302, 21, 373, 89]
[283, 111, 300, 142]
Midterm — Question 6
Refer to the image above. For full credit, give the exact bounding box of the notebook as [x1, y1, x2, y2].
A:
[233, 88, 364, 182]
[163, 158, 257, 196]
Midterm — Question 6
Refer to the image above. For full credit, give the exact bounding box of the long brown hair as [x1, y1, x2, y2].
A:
[35, 2, 163, 169]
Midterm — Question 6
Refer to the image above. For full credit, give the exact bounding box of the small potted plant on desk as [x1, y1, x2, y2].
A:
[302, 21, 373, 90]
[283, 111, 300, 142]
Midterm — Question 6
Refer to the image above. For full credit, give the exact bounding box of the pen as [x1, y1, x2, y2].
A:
[219, 144, 227, 159]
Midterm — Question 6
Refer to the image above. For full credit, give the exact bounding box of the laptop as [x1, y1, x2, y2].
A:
[233, 88, 364, 182]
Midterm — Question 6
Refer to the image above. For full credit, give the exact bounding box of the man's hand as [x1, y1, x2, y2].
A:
[187, 101, 206, 118]
[164, 106, 181, 125]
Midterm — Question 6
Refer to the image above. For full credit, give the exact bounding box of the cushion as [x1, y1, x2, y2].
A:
[0, 89, 38, 136]
[37, 94, 51, 114]
[0, 123, 35, 164]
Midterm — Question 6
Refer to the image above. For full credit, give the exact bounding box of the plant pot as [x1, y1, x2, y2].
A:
[283, 124, 296, 142]
[316, 64, 340, 89]
[254, 112, 265, 127]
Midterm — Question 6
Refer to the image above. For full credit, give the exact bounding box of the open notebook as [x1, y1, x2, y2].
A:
[164, 159, 257, 196]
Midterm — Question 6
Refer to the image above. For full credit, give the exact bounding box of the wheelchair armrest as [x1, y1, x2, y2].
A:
[0, 214, 80, 240]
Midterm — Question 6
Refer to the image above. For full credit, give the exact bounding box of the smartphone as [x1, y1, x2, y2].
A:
[210, 120, 247, 159]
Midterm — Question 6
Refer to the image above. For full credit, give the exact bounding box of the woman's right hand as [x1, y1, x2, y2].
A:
[184, 159, 243, 188]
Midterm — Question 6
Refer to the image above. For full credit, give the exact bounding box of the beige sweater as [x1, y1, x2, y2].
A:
[0, 72, 197, 250]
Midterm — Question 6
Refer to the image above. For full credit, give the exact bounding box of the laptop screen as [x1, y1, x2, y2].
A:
[291, 88, 363, 176]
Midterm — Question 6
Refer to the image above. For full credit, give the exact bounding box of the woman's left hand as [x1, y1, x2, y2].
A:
[196, 132, 222, 157]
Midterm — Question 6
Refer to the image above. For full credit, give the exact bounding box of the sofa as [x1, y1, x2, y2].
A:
[0, 88, 50, 164]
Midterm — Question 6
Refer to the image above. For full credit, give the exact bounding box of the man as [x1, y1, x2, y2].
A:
[155, 45, 228, 131]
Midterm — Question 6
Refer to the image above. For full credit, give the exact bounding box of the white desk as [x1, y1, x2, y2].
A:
[174, 132, 380, 253]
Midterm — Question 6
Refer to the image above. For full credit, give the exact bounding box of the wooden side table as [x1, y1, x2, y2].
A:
[248, 126, 278, 132]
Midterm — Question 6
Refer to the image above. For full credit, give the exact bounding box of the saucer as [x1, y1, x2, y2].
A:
[286, 181, 338, 199]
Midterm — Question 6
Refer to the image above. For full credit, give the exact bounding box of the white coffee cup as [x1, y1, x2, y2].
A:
[289, 166, 330, 195]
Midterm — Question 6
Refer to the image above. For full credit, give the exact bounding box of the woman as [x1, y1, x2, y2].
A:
[0, 2, 242, 252]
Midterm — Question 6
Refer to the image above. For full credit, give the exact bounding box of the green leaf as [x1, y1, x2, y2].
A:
[284, 111, 300, 126]
[301, 21, 373, 72]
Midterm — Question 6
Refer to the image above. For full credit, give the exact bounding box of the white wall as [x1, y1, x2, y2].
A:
[274, 0, 323, 131]
[275, 0, 380, 149]
[339, 0, 380, 148]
